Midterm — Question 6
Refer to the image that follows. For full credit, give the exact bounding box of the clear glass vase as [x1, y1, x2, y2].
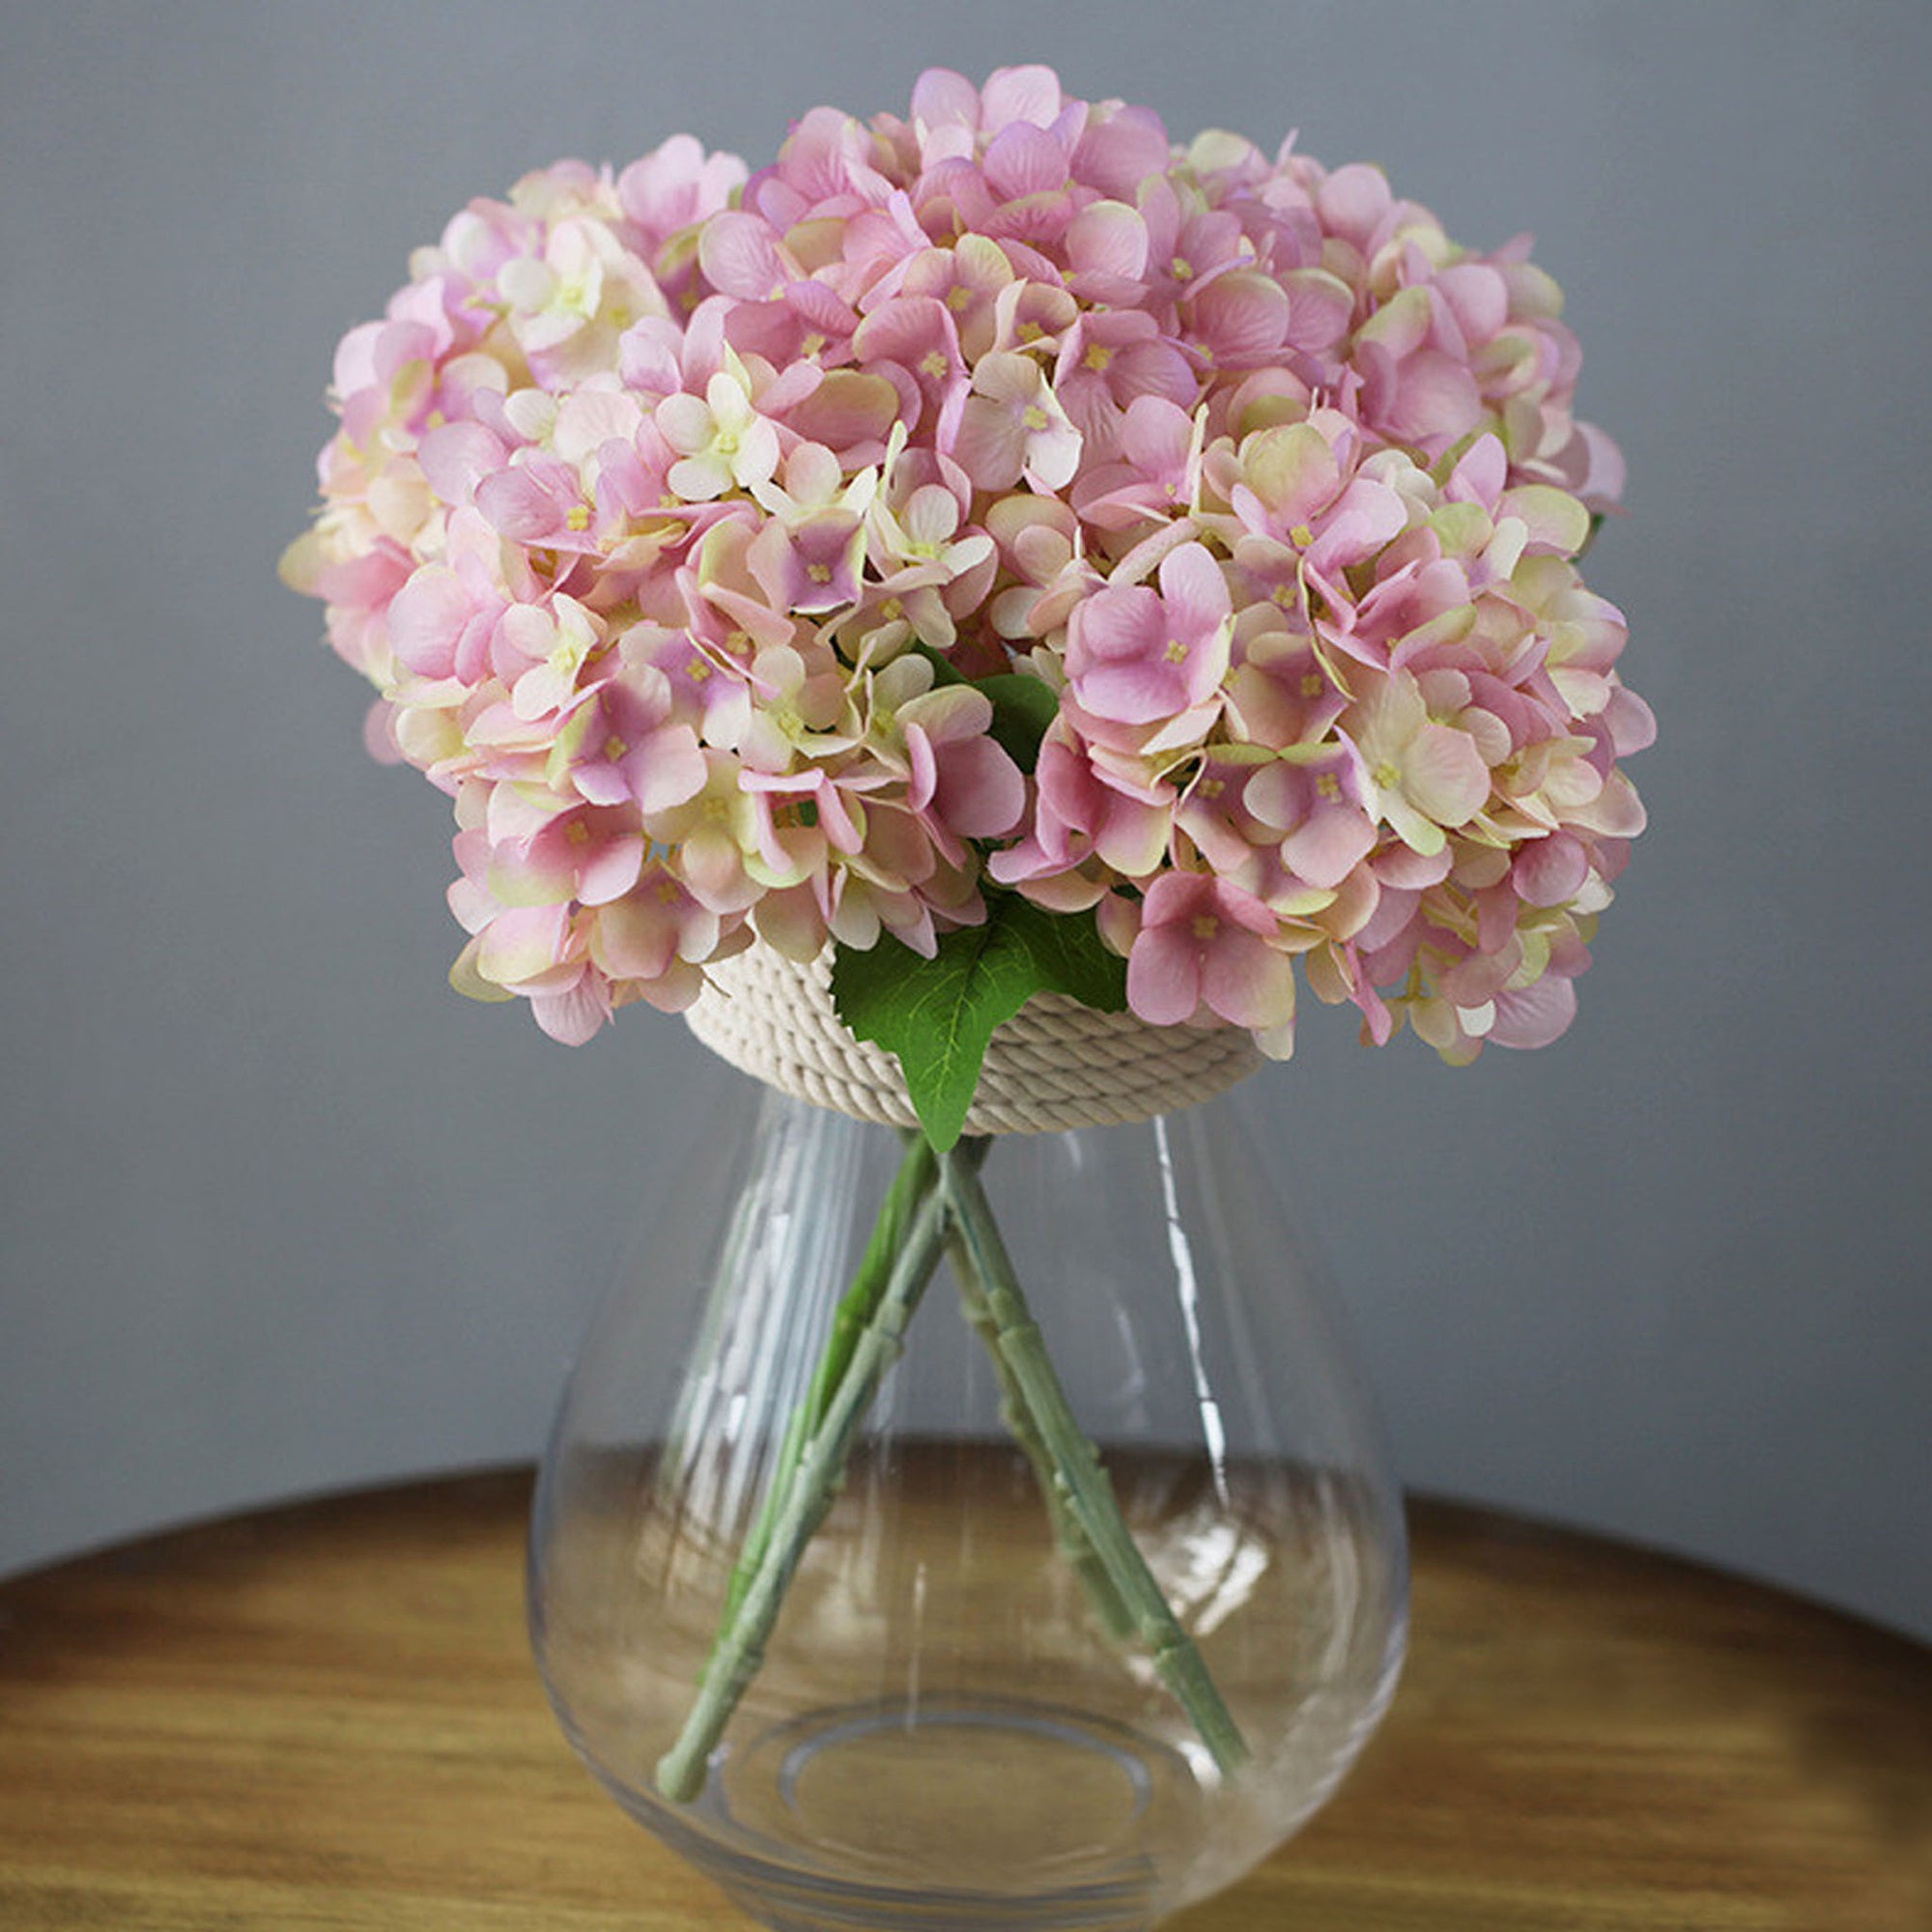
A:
[529, 1074, 1406, 1932]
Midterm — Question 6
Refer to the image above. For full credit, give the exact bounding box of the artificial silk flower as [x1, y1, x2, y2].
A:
[288, 64, 1646, 1065]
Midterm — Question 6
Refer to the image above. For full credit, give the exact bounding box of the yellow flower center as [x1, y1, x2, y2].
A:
[921, 349, 950, 379]
[1290, 523, 1314, 548]
[1191, 913, 1219, 940]
[1084, 343, 1114, 373]
[1300, 671, 1325, 697]
[801, 332, 828, 358]
[604, 735, 629, 762]
[566, 820, 592, 847]
[565, 504, 591, 531]
[808, 563, 833, 583]
[1373, 760, 1402, 790]
[1316, 772, 1342, 801]
[1165, 639, 1189, 664]
[1022, 404, 1050, 432]
[686, 657, 711, 681]
[1171, 256, 1193, 281]
[946, 284, 973, 311]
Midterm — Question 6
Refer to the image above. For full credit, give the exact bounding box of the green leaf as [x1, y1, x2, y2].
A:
[909, 641, 1060, 772]
[831, 894, 1128, 1149]
[994, 892, 1128, 1013]
[979, 673, 1061, 772]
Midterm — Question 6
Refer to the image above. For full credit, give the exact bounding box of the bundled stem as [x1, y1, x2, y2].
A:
[943, 1204, 1138, 1645]
[713, 1134, 943, 1634]
[656, 1141, 962, 1802]
[657, 1130, 1248, 1802]
[936, 1145, 1251, 1776]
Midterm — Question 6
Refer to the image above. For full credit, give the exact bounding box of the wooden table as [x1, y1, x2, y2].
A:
[0, 1470, 1924, 1930]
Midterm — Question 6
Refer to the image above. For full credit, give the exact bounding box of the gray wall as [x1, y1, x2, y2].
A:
[4, 2, 1928, 1637]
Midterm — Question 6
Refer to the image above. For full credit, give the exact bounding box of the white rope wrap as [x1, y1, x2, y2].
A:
[684, 944, 1263, 1135]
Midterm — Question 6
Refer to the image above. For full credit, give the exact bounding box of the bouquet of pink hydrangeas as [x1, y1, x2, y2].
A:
[287, 65, 1648, 1795]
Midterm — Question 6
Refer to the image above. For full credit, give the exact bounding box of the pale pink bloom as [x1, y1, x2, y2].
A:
[733, 640, 858, 774]
[1136, 176, 1254, 319]
[676, 514, 799, 657]
[551, 672, 706, 813]
[618, 623, 753, 749]
[989, 724, 1172, 887]
[474, 452, 603, 554]
[1226, 414, 1408, 580]
[616, 134, 747, 251]
[737, 766, 867, 886]
[497, 215, 668, 388]
[895, 681, 1027, 844]
[1220, 616, 1350, 750]
[879, 237, 1015, 364]
[487, 804, 645, 908]
[748, 510, 867, 615]
[1052, 310, 1195, 463]
[1347, 670, 1492, 856]
[1242, 744, 1378, 890]
[1063, 541, 1231, 739]
[656, 355, 783, 500]
[385, 555, 506, 685]
[695, 210, 801, 302]
[1069, 99, 1173, 200]
[851, 296, 971, 444]
[1127, 871, 1296, 1035]
[866, 440, 993, 582]
[641, 751, 764, 915]
[983, 495, 1097, 641]
[1172, 745, 1280, 884]
[501, 596, 602, 721]
[952, 352, 1083, 492]
[1074, 395, 1200, 529]
[597, 862, 727, 970]
[737, 445, 874, 615]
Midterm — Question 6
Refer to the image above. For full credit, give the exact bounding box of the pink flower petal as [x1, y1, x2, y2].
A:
[981, 65, 1062, 130]
[932, 736, 1025, 838]
[1404, 723, 1492, 826]
[1513, 832, 1588, 908]
[983, 122, 1068, 200]
[386, 566, 469, 678]
[1490, 972, 1578, 1050]
[1156, 541, 1231, 635]
[1066, 200, 1150, 285]
[1127, 924, 1203, 1025]
[1203, 932, 1296, 1030]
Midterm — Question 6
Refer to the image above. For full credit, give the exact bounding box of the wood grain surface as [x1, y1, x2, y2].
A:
[0, 1469, 1924, 1931]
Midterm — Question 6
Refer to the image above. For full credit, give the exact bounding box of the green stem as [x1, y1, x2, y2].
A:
[660, 1136, 986, 1801]
[715, 1134, 937, 1633]
[936, 1144, 1252, 1776]
[943, 1143, 1138, 1645]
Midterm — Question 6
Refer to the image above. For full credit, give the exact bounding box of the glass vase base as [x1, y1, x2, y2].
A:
[637, 1694, 1193, 1932]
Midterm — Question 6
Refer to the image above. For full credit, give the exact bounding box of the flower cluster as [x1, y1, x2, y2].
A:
[286, 67, 1649, 1058]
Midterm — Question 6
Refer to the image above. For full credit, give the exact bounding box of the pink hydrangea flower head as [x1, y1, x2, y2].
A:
[287, 66, 1644, 1058]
